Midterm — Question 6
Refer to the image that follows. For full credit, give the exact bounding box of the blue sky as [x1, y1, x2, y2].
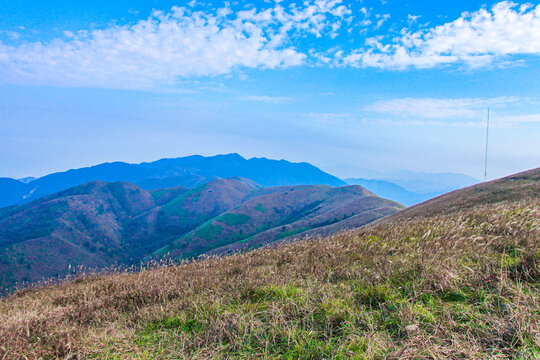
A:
[1, 0, 539, 180]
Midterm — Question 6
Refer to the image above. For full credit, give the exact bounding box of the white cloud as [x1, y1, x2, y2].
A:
[242, 95, 292, 103]
[363, 96, 540, 127]
[0, 0, 351, 89]
[364, 97, 519, 119]
[375, 14, 391, 29]
[407, 15, 421, 25]
[343, 1, 540, 69]
[2, 0, 540, 87]
[494, 113, 540, 124]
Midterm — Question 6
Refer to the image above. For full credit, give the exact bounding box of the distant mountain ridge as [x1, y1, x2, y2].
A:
[345, 171, 479, 206]
[379, 171, 479, 193]
[344, 178, 441, 206]
[0, 154, 346, 208]
[0, 178, 403, 291]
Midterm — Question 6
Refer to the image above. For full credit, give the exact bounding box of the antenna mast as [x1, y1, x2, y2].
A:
[484, 108, 490, 182]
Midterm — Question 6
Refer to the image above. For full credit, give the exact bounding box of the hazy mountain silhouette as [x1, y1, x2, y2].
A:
[0, 154, 346, 208]
[344, 178, 441, 206]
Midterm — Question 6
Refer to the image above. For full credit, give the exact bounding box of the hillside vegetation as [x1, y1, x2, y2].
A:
[0, 178, 401, 291]
[0, 168, 538, 359]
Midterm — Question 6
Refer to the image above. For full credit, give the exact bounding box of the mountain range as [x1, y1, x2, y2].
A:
[0, 177, 403, 290]
[1, 154, 480, 209]
[0, 154, 347, 208]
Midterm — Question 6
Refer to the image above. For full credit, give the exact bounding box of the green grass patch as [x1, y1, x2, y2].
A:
[241, 284, 304, 303]
[239, 235, 255, 244]
[440, 289, 468, 303]
[195, 224, 223, 240]
[218, 213, 251, 226]
[143, 315, 205, 335]
[161, 184, 207, 215]
[354, 283, 393, 308]
[254, 203, 267, 213]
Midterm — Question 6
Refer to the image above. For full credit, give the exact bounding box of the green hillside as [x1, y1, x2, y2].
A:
[0, 168, 538, 358]
[0, 178, 401, 292]
[157, 185, 402, 259]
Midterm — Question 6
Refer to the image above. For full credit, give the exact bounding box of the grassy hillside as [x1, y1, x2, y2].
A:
[0, 178, 258, 290]
[0, 178, 400, 292]
[0, 181, 161, 289]
[0, 169, 538, 358]
[158, 185, 403, 259]
[386, 167, 539, 221]
[126, 178, 261, 260]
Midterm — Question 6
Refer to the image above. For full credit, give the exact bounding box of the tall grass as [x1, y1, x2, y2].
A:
[0, 198, 538, 359]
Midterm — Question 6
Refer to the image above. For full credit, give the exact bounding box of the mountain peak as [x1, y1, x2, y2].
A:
[222, 153, 246, 160]
[0, 154, 346, 208]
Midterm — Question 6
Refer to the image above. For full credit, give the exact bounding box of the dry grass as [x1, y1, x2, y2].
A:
[0, 198, 539, 359]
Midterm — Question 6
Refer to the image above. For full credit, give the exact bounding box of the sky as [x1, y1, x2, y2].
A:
[0, 0, 539, 180]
